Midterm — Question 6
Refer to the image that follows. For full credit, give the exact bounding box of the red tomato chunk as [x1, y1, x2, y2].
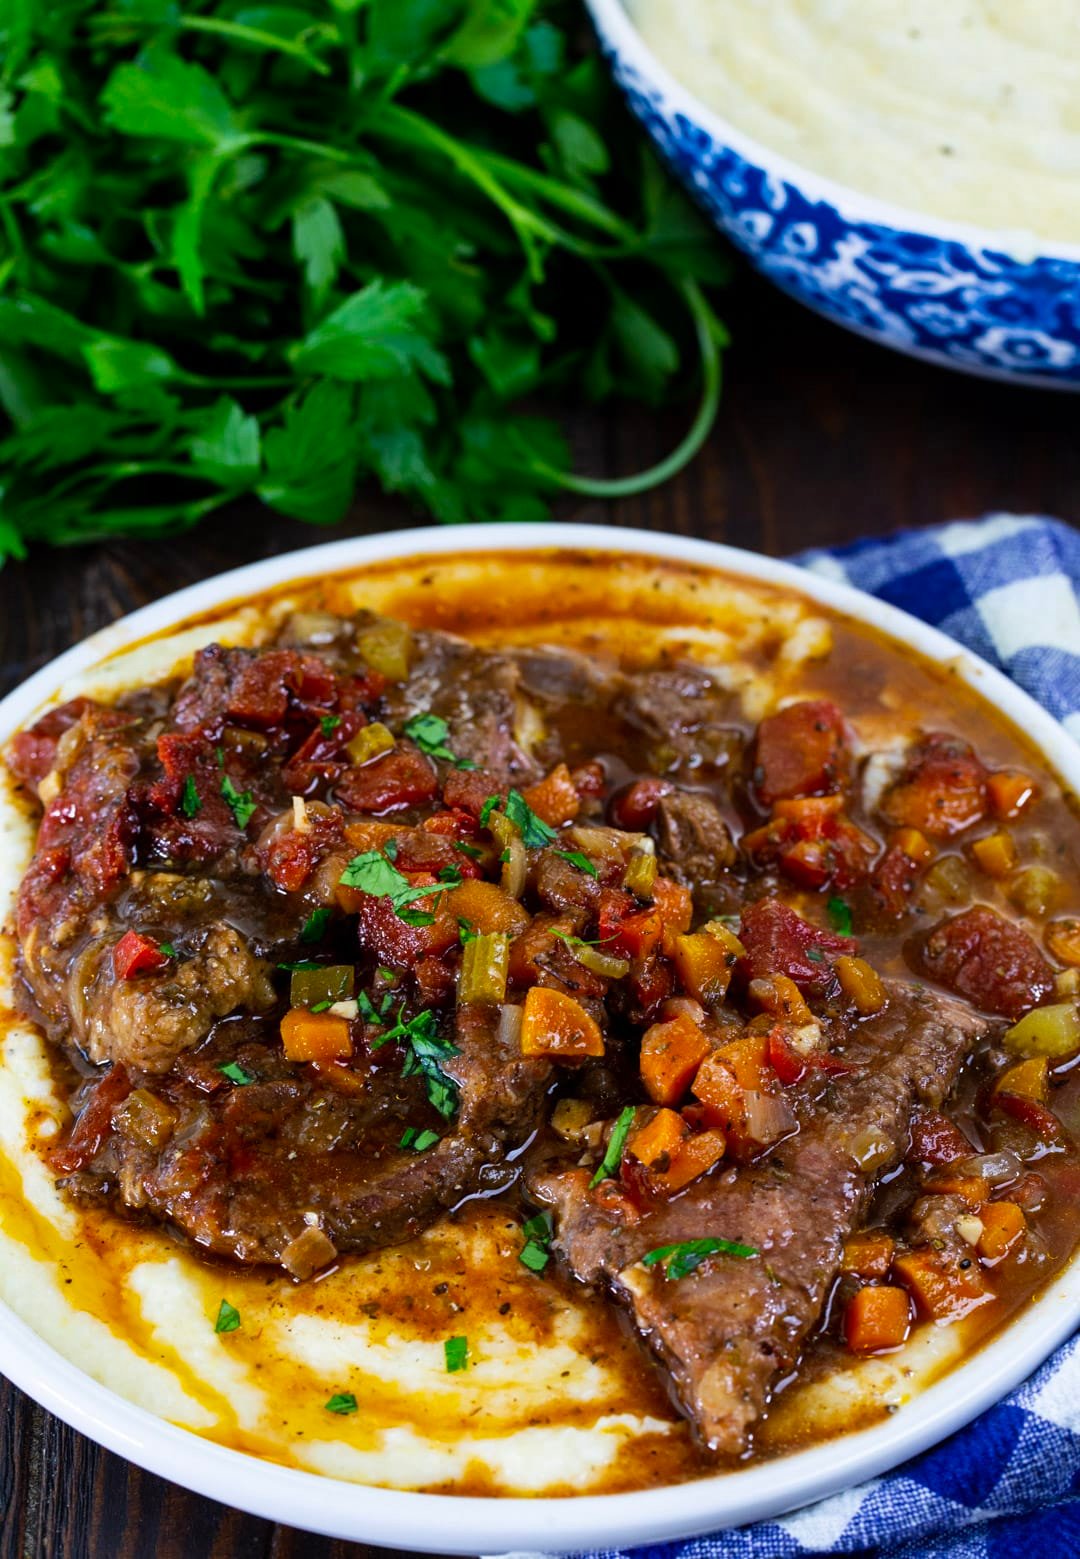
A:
[906, 905, 1054, 1020]
[752, 700, 847, 806]
[738, 898, 856, 994]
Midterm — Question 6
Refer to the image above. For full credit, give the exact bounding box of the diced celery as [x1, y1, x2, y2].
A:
[290, 965, 356, 1008]
[1004, 1001, 1080, 1057]
[458, 933, 510, 1003]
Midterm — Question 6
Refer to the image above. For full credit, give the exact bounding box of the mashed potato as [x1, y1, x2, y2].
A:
[626, 0, 1080, 242]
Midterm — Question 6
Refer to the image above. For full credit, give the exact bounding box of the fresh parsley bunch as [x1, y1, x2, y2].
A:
[0, 0, 730, 560]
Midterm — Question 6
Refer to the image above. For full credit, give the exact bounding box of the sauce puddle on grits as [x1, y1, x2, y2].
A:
[2, 549, 1080, 1496]
[626, 0, 1080, 244]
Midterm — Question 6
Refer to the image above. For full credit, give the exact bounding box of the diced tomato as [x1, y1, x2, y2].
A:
[865, 831, 933, 920]
[48, 1064, 131, 1175]
[994, 1092, 1064, 1142]
[738, 898, 856, 995]
[752, 700, 847, 806]
[628, 952, 676, 1018]
[906, 905, 1054, 1020]
[335, 748, 438, 814]
[356, 891, 459, 968]
[881, 733, 988, 837]
[570, 761, 606, 799]
[598, 888, 662, 960]
[225, 649, 301, 728]
[907, 1110, 974, 1165]
[423, 808, 480, 841]
[609, 777, 674, 831]
[112, 930, 169, 980]
[767, 1028, 807, 1085]
[261, 807, 344, 893]
[743, 796, 877, 891]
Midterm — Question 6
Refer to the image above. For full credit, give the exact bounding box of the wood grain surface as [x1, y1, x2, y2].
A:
[1, 272, 1078, 1558]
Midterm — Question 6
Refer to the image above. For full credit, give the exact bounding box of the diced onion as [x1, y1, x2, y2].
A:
[955, 1215, 985, 1247]
[500, 834, 527, 900]
[281, 1223, 338, 1280]
[743, 1090, 796, 1146]
[292, 795, 311, 833]
[849, 1125, 894, 1172]
[955, 1149, 1022, 1187]
[1004, 1002, 1080, 1057]
[497, 1003, 523, 1048]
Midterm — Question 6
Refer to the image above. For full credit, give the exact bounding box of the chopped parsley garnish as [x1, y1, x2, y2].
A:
[179, 774, 201, 819]
[827, 897, 853, 935]
[219, 1061, 253, 1086]
[403, 712, 456, 761]
[310, 999, 333, 1013]
[220, 774, 256, 829]
[458, 918, 478, 946]
[339, 849, 453, 927]
[589, 1105, 636, 1189]
[277, 959, 321, 972]
[554, 849, 599, 878]
[478, 795, 500, 828]
[806, 947, 825, 963]
[642, 1237, 758, 1281]
[372, 1007, 460, 1118]
[356, 990, 383, 1025]
[400, 1127, 440, 1153]
[214, 745, 225, 768]
[300, 908, 332, 944]
[444, 1335, 469, 1373]
[325, 1392, 358, 1415]
[454, 842, 483, 860]
[505, 789, 557, 848]
[214, 1299, 241, 1334]
[158, 942, 177, 958]
[320, 714, 342, 737]
[437, 865, 463, 887]
[519, 1212, 553, 1274]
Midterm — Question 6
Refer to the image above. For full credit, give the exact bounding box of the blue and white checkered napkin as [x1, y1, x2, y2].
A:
[564, 515, 1080, 1559]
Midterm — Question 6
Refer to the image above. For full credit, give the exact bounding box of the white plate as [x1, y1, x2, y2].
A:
[1, 521, 1078, 1552]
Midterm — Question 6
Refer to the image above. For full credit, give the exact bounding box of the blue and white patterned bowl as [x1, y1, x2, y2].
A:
[587, 0, 1080, 388]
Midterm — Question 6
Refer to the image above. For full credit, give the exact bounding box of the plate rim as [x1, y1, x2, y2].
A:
[1, 519, 1078, 1552]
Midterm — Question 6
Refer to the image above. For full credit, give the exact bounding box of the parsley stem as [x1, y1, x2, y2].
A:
[536, 280, 724, 498]
[179, 16, 336, 76]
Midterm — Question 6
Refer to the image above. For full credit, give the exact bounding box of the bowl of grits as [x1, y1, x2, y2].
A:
[587, 0, 1080, 386]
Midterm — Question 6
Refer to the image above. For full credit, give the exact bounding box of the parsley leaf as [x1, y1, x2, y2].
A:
[220, 774, 256, 829]
[403, 712, 456, 761]
[339, 848, 452, 926]
[642, 1237, 758, 1280]
[301, 908, 332, 944]
[444, 1335, 468, 1374]
[519, 1211, 553, 1273]
[320, 714, 342, 738]
[400, 1127, 440, 1152]
[180, 774, 201, 819]
[373, 1007, 460, 1118]
[214, 1299, 241, 1334]
[505, 789, 557, 848]
[325, 1392, 358, 1415]
[219, 1061, 253, 1086]
[158, 942, 177, 959]
[827, 896, 853, 935]
[589, 1105, 636, 1189]
[554, 849, 598, 878]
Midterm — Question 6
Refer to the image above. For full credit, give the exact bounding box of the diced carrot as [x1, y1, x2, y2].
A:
[342, 819, 401, 850]
[1046, 918, 1080, 967]
[653, 877, 693, 935]
[971, 831, 1019, 879]
[672, 930, 738, 1005]
[691, 1050, 743, 1129]
[835, 955, 887, 1015]
[747, 974, 812, 1024]
[922, 1172, 990, 1208]
[993, 1056, 1049, 1104]
[520, 986, 604, 1059]
[713, 1034, 771, 1091]
[767, 1028, 807, 1085]
[522, 763, 581, 828]
[654, 1129, 727, 1193]
[281, 1008, 354, 1063]
[976, 1200, 1026, 1263]
[607, 908, 663, 961]
[446, 878, 530, 936]
[987, 770, 1038, 821]
[893, 1248, 992, 1321]
[844, 1285, 911, 1353]
[890, 827, 935, 866]
[627, 1107, 687, 1169]
[640, 1014, 711, 1106]
[841, 1231, 896, 1279]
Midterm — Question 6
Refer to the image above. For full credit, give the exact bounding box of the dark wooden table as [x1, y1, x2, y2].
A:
[2, 270, 1079, 1558]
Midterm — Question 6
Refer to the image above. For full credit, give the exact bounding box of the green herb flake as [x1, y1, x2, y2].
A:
[221, 774, 256, 830]
[301, 907, 332, 944]
[589, 1105, 636, 1189]
[554, 849, 598, 878]
[320, 714, 342, 737]
[403, 712, 457, 762]
[505, 789, 557, 848]
[458, 918, 478, 946]
[444, 1335, 469, 1374]
[340, 849, 453, 926]
[310, 999, 332, 1013]
[372, 1007, 460, 1118]
[519, 1211, 553, 1274]
[214, 1299, 241, 1334]
[827, 897, 853, 936]
[642, 1237, 758, 1281]
[806, 947, 826, 963]
[454, 842, 483, 860]
[158, 942, 177, 959]
[479, 795, 501, 829]
[356, 990, 383, 1025]
[400, 1127, 440, 1152]
[180, 774, 201, 819]
[219, 1061, 253, 1086]
[277, 959, 322, 972]
[325, 1392, 358, 1415]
